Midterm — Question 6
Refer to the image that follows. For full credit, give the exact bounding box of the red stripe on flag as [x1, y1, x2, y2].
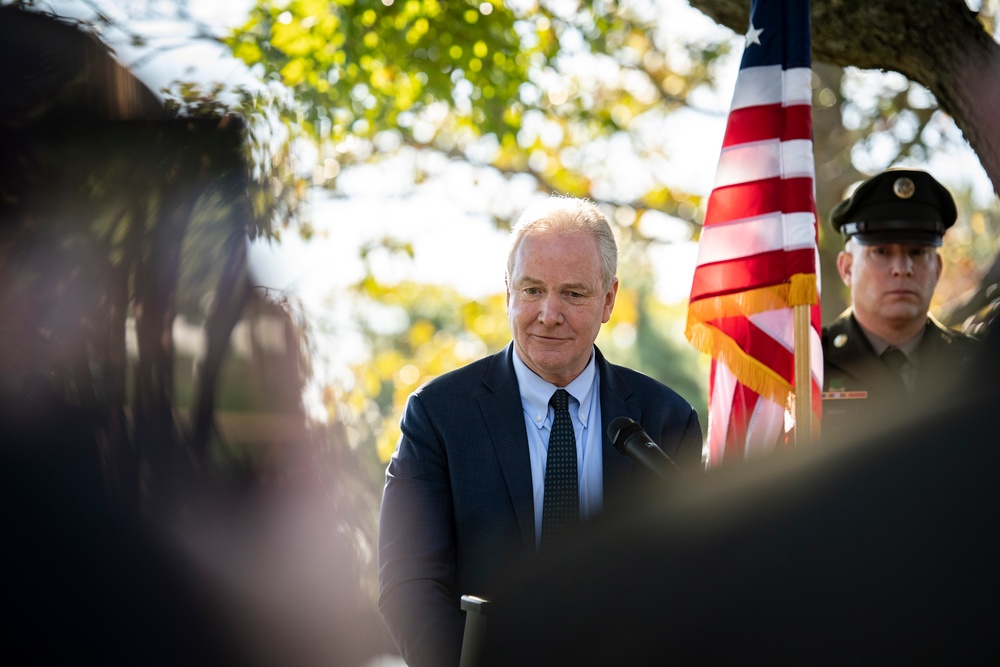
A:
[709, 314, 796, 384]
[703, 176, 814, 226]
[722, 104, 812, 148]
[689, 248, 817, 302]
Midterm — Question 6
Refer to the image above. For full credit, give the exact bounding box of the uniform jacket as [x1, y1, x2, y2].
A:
[821, 310, 978, 443]
[377, 343, 703, 667]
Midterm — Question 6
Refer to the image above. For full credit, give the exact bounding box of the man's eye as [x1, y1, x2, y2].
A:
[524, 287, 541, 295]
[567, 292, 583, 299]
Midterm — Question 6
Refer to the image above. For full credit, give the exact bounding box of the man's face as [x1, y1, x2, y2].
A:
[507, 231, 617, 387]
[837, 241, 942, 332]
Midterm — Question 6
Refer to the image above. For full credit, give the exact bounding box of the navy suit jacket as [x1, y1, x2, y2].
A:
[377, 343, 703, 667]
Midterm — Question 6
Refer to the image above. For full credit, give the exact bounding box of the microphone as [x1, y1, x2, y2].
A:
[607, 416, 682, 480]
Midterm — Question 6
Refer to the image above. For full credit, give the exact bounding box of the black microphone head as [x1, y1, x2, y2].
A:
[608, 416, 644, 455]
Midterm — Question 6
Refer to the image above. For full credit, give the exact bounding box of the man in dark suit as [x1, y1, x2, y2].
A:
[377, 196, 703, 667]
[821, 169, 978, 442]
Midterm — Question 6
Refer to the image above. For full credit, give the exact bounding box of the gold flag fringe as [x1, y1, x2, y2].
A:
[687, 273, 818, 323]
[685, 319, 791, 406]
[684, 273, 819, 407]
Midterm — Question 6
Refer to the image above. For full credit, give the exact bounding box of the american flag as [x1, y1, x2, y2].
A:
[685, 0, 822, 466]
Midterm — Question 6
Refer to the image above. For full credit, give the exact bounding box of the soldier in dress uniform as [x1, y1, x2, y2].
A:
[822, 169, 979, 443]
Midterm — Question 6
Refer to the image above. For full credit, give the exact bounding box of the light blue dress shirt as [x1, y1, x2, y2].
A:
[511, 349, 603, 549]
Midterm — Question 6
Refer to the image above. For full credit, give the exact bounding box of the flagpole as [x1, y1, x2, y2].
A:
[793, 303, 812, 446]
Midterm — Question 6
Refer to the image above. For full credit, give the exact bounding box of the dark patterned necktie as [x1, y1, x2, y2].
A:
[882, 346, 908, 396]
[541, 389, 578, 548]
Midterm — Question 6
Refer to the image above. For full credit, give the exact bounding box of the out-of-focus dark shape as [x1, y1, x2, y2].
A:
[1, 6, 391, 665]
[0, 4, 165, 126]
[484, 326, 1000, 664]
[0, 7, 254, 662]
[1, 397, 249, 665]
[0, 4, 258, 510]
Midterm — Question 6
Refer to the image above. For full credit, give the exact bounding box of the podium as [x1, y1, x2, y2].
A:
[458, 595, 489, 667]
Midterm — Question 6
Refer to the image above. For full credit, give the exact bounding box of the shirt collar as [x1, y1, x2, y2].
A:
[512, 347, 598, 430]
[861, 323, 925, 362]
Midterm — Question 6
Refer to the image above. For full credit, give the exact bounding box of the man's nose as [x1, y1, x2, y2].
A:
[890, 252, 914, 275]
[537, 294, 563, 325]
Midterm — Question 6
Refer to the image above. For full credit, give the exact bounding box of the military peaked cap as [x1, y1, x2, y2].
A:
[829, 169, 956, 246]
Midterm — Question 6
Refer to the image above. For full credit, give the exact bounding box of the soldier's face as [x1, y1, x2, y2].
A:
[838, 241, 942, 332]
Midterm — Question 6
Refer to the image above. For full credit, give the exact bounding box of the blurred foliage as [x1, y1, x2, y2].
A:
[161, 81, 308, 242]
[333, 281, 510, 462]
[228, 0, 729, 221]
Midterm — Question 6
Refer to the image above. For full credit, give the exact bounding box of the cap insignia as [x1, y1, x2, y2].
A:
[893, 176, 915, 199]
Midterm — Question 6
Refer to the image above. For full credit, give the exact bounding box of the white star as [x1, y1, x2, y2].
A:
[745, 22, 764, 47]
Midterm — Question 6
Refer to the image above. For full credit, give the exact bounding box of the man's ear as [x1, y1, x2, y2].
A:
[601, 278, 619, 324]
[836, 250, 853, 287]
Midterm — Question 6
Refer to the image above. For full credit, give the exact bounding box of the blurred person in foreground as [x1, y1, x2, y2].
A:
[482, 304, 1000, 665]
[821, 169, 979, 442]
[377, 196, 703, 666]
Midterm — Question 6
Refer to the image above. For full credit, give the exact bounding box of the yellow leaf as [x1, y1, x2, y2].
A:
[280, 58, 308, 86]
[409, 319, 436, 348]
[612, 287, 639, 326]
[377, 420, 401, 463]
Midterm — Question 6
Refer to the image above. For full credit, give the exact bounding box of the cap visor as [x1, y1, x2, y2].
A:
[851, 231, 942, 247]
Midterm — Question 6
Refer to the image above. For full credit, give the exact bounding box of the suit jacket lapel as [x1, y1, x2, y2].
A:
[478, 343, 535, 549]
[596, 348, 640, 509]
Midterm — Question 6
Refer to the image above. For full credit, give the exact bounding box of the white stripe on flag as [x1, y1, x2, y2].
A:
[749, 308, 794, 350]
[747, 308, 824, 405]
[781, 139, 815, 179]
[715, 140, 779, 188]
[730, 66, 812, 111]
[744, 396, 785, 458]
[713, 138, 814, 189]
[731, 65, 782, 110]
[705, 362, 737, 466]
[786, 210, 818, 249]
[705, 361, 787, 465]
[697, 213, 783, 264]
[696, 212, 817, 265]
[748, 309, 824, 397]
[783, 67, 812, 105]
